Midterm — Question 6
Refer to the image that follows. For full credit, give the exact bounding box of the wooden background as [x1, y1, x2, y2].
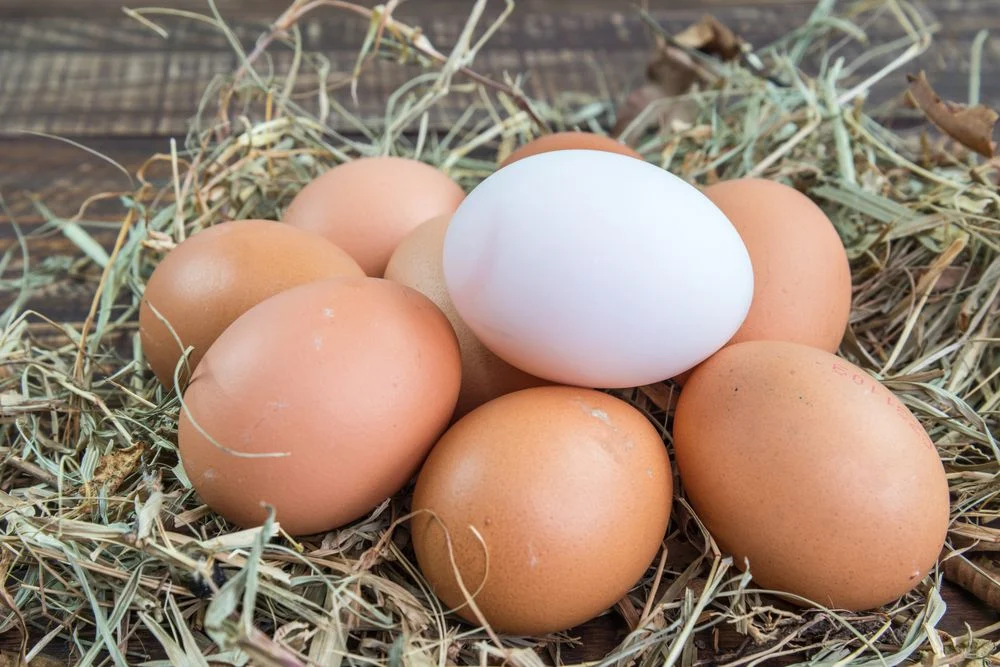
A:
[1, 0, 999, 663]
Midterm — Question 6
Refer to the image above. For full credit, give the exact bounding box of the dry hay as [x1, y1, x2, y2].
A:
[1, 0, 999, 665]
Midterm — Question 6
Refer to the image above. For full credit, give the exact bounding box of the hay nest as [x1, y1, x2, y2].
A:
[2, 0, 999, 664]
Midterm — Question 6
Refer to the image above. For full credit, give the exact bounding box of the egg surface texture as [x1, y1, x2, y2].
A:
[673, 340, 949, 611]
[139, 219, 364, 389]
[384, 215, 548, 418]
[500, 131, 643, 168]
[283, 156, 466, 276]
[178, 277, 461, 536]
[442, 150, 754, 388]
[411, 385, 672, 636]
[703, 178, 852, 351]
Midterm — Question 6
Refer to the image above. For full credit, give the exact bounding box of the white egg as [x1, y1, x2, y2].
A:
[441, 149, 753, 388]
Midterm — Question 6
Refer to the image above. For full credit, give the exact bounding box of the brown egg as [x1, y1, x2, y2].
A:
[384, 215, 548, 419]
[499, 131, 643, 168]
[702, 179, 852, 352]
[411, 386, 672, 635]
[139, 219, 364, 389]
[179, 277, 461, 536]
[673, 341, 950, 611]
[282, 157, 466, 277]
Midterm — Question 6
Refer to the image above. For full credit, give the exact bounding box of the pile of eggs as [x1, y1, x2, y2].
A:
[140, 132, 950, 636]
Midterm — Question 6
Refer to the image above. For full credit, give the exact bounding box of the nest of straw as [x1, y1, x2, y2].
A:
[2, 0, 999, 664]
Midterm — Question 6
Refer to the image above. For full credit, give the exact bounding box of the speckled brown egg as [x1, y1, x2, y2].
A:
[384, 215, 549, 419]
[499, 131, 643, 168]
[282, 157, 466, 277]
[702, 179, 852, 352]
[178, 277, 461, 536]
[139, 219, 364, 390]
[673, 341, 950, 611]
[410, 386, 672, 635]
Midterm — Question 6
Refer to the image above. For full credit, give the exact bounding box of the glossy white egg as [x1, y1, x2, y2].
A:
[442, 150, 754, 388]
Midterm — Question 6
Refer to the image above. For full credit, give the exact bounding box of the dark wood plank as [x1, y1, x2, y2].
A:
[11, 0, 995, 55]
[0, 0, 820, 21]
[1, 2, 997, 136]
[0, 49, 643, 136]
[0, 137, 157, 221]
[0, 137, 155, 319]
[0, 3, 829, 53]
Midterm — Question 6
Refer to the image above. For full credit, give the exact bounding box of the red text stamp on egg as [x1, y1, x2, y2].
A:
[831, 363, 935, 450]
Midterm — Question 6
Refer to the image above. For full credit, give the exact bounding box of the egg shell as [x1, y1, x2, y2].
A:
[411, 385, 672, 636]
[442, 149, 754, 388]
[673, 340, 950, 611]
[703, 178, 852, 351]
[282, 156, 466, 277]
[139, 219, 364, 389]
[384, 215, 549, 418]
[178, 277, 461, 536]
[500, 131, 643, 168]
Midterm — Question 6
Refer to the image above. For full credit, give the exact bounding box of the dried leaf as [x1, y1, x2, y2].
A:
[615, 595, 642, 630]
[637, 382, 679, 412]
[673, 14, 742, 60]
[613, 46, 705, 139]
[613, 13, 742, 140]
[613, 82, 700, 140]
[84, 441, 148, 500]
[906, 71, 999, 158]
[645, 45, 703, 92]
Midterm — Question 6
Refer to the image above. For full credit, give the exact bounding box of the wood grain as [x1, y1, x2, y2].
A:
[1, 1, 997, 136]
[0, 137, 151, 222]
[0, 0, 820, 21]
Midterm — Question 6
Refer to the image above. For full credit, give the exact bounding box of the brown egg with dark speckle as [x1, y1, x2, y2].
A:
[673, 340, 950, 611]
[384, 215, 549, 419]
[411, 386, 672, 635]
[179, 277, 461, 536]
[139, 219, 364, 389]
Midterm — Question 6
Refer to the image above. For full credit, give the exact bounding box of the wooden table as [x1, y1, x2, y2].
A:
[1, 0, 999, 663]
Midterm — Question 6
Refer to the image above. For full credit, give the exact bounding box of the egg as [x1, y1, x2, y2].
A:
[442, 149, 754, 388]
[384, 215, 549, 418]
[673, 340, 950, 611]
[499, 131, 643, 168]
[411, 386, 672, 635]
[178, 277, 461, 536]
[139, 219, 364, 389]
[703, 178, 852, 351]
[282, 156, 466, 276]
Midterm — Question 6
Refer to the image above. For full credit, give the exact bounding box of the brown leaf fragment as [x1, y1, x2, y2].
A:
[613, 82, 700, 140]
[613, 14, 743, 140]
[615, 595, 642, 630]
[613, 46, 706, 139]
[83, 441, 148, 501]
[673, 14, 743, 61]
[646, 45, 703, 96]
[637, 381, 679, 412]
[906, 71, 999, 158]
